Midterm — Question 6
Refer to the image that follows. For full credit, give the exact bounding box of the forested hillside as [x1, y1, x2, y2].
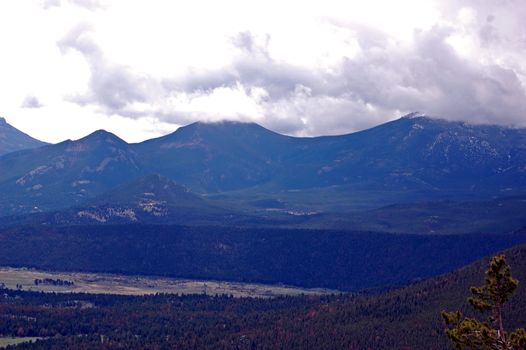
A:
[1, 244, 525, 349]
[0, 225, 525, 291]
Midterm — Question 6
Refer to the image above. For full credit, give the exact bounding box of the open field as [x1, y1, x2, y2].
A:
[0, 338, 42, 348]
[0, 267, 336, 298]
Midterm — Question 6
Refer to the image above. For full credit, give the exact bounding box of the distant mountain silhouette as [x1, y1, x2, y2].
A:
[0, 129, 141, 215]
[0, 117, 47, 156]
[0, 115, 525, 216]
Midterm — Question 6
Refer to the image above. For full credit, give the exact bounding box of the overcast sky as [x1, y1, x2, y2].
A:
[1, 0, 525, 143]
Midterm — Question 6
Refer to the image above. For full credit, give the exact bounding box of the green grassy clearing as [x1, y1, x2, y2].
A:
[0, 267, 336, 298]
[0, 337, 42, 348]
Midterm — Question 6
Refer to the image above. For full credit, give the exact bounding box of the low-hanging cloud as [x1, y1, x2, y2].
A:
[56, 2, 526, 136]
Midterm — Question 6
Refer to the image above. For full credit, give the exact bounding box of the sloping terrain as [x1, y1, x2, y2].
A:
[298, 195, 526, 234]
[0, 130, 141, 215]
[62, 174, 235, 225]
[0, 117, 47, 156]
[0, 115, 525, 216]
[0, 175, 266, 227]
[0, 224, 524, 291]
[2, 190, 525, 236]
[1, 243, 525, 349]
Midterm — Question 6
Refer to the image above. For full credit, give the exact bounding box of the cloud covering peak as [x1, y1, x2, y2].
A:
[1, 0, 525, 142]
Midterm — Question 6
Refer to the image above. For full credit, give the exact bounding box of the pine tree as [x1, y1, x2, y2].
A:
[442, 254, 526, 349]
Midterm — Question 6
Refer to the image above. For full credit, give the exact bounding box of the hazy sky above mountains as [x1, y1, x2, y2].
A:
[1, 0, 525, 143]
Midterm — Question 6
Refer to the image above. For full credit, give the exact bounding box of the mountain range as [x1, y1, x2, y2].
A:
[1, 114, 525, 350]
[0, 114, 525, 230]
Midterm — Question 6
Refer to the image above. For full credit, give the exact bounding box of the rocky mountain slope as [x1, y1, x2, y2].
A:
[0, 114, 524, 216]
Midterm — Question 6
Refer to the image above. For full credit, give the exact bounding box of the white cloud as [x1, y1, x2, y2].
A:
[21, 95, 44, 109]
[42, 0, 106, 10]
[0, 0, 525, 143]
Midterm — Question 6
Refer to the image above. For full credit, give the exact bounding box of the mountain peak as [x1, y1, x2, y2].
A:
[87, 129, 119, 137]
[187, 120, 265, 131]
[178, 120, 286, 138]
[151, 120, 288, 147]
[401, 112, 431, 120]
[79, 129, 127, 144]
[0, 117, 6, 125]
[195, 120, 250, 125]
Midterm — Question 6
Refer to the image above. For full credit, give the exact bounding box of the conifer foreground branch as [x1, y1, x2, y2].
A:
[442, 255, 526, 349]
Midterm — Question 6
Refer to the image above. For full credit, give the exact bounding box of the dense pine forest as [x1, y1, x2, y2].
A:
[1, 244, 525, 349]
[1, 225, 525, 291]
